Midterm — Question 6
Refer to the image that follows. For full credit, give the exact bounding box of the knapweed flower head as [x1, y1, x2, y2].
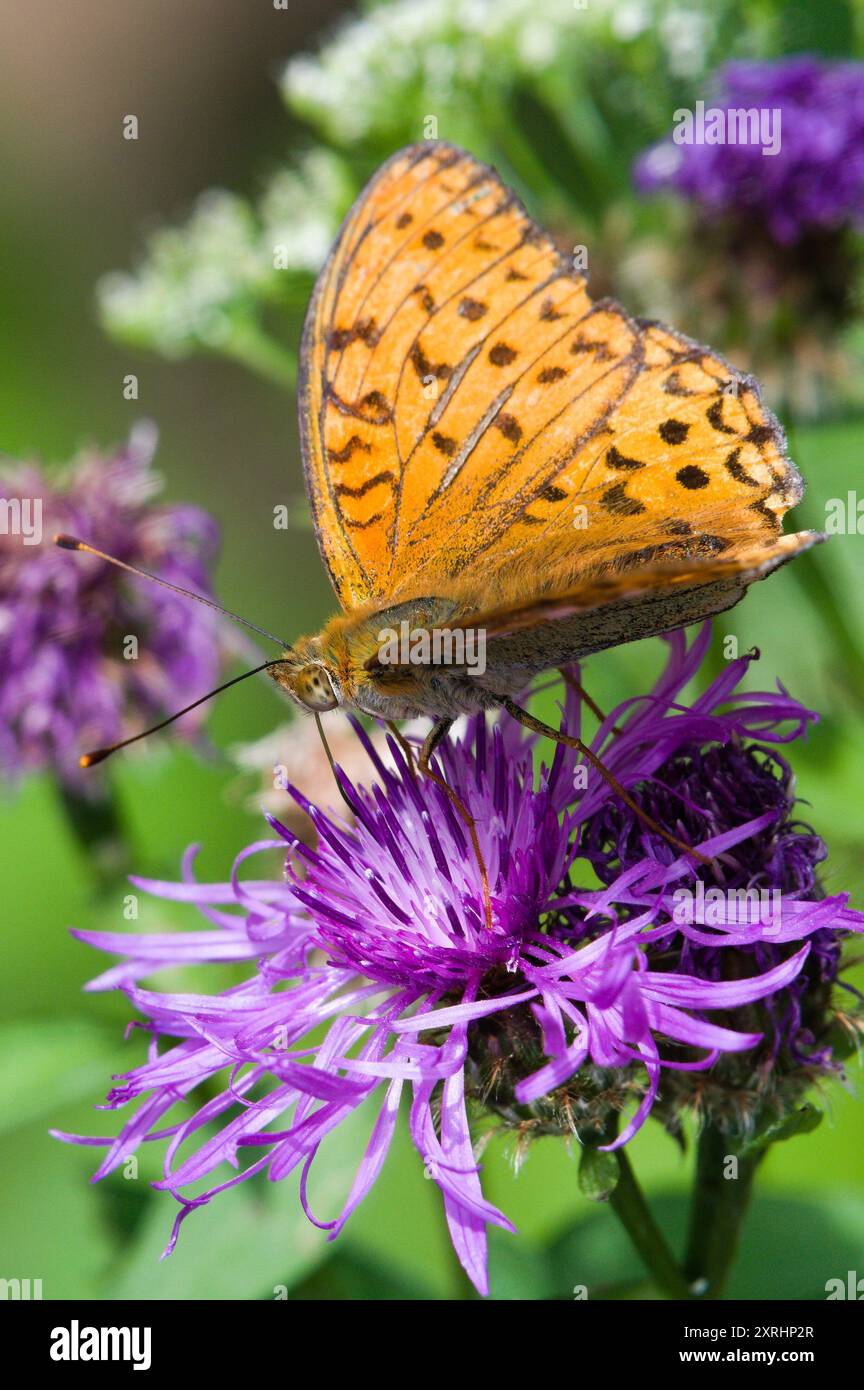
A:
[635, 57, 864, 246]
[56, 628, 863, 1294]
[631, 57, 864, 414]
[0, 423, 236, 788]
[576, 688, 861, 1133]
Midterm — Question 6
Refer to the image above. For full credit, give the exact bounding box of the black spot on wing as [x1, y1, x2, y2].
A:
[600, 482, 646, 516]
[658, 419, 690, 445]
[676, 465, 710, 490]
[458, 296, 488, 320]
[495, 413, 522, 443]
[662, 370, 695, 397]
[328, 318, 380, 351]
[432, 432, 458, 457]
[747, 422, 777, 448]
[750, 498, 782, 531]
[410, 341, 453, 383]
[606, 445, 644, 471]
[328, 386, 393, 425]
[539, 298, 564, 321]
[570, 335, 613, 363]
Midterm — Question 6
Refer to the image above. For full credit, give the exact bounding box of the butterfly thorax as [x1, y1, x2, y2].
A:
[269, 596, 517, 721]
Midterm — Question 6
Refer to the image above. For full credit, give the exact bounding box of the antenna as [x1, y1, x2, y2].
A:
[79, 659, 284, 767]
[53, 534, 290, 650]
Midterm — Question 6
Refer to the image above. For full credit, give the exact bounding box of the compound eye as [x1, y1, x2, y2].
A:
[297, 665, 338, 712]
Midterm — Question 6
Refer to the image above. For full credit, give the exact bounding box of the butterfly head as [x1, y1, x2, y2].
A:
[267, 642, 340, 713]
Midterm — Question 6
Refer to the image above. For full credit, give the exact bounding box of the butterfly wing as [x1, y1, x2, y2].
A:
[362, 532, 819, 676]
[455, 532, 817, 638]
[299, 141, 594, 607]
[300, 141, 811, 618]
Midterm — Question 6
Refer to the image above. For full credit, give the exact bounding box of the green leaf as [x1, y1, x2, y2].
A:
[0, 1018, 122, 1137]
[740, 1104, 824, 1160]
[578, 1146, 620, 1203]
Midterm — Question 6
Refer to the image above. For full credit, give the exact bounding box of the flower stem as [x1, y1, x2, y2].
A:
[608, 1146, 692, 1300]
[222, 319, 297, 389]
[684, 1122, 759, 1299]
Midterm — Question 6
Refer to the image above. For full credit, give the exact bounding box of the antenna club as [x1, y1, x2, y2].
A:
[54, 533, 83, 551]
[79, 748, 112, 768]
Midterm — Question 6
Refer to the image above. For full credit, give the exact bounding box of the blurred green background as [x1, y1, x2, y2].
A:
[2, 0, 864, 1300]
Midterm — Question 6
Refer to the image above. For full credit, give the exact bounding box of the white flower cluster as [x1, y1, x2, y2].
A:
[97, 150, 353, 359]
[261, 150, 355, 276]
[282, 0, 591, 143]
[98, 0, 728, 372]
[281, 0, 720, 143]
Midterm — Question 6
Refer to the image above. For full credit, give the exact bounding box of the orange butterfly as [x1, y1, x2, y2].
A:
[276, 143, 817, 726]
[61, 142, 820, 889]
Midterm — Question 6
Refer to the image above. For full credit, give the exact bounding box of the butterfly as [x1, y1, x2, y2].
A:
[59, 142, 820, 891]
[273, 142, 817, 726]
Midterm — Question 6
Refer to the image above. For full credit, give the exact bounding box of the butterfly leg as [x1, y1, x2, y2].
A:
[418, 719, 494, 930]
[500, 696, 712, 867]
[385, 719, 417, 778]
[559, 670, 623, 738]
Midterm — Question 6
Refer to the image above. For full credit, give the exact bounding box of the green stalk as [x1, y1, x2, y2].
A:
[684, 1122, 759, 1299]
[222, 318, 297, 389]
[608, 1145, 692, 1300]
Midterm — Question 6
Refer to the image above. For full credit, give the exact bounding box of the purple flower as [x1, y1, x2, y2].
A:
[635, 58, 864, 245]
[579, 738, 848, 1074]
[0, 423, 237, 787]
[54, 628, 863, 1295]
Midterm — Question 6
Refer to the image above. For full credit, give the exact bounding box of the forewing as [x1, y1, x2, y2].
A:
[299, 142, 807, 615]
[299, 141, 590, 607]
